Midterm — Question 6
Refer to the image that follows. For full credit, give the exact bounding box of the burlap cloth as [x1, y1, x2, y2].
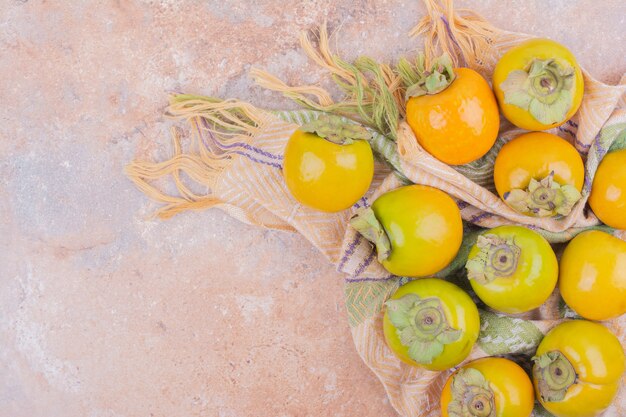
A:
[126, 1, 626, 415]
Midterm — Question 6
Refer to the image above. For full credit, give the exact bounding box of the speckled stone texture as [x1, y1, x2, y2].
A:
[0, 1, 624, 416]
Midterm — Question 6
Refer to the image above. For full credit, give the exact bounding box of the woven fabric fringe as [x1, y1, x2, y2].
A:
[125, 96, 273, 219]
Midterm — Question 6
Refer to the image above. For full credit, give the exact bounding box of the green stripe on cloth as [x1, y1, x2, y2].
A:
[533, 403, 554, 417]
[534, 224, 617, 243]
[344, 279, 400, 328]
[608, 124, 626, 151]
[477, 310, 544, 356]
[451, 135, 509, 191]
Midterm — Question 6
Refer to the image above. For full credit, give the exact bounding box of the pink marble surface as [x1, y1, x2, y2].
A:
[0, 1, 624, 416]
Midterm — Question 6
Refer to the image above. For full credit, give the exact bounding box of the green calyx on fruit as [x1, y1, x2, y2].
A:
[349, 207, 392, 262]
[465, 234, 521, 285]
[300, 114, 371, 145]
[386, 293, 461, 364]
[448, 368, 496, 417]
[503, 171, 582, 217]
[405, 53, 456, 99]
[532, 351, 577, 402]
[500, 58, 576, 125]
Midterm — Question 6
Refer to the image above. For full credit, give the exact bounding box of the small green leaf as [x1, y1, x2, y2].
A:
[405, 53, 456, 99]
[350, 207, 392, 262]
[386, 294, 419, 329]
[528, 177, 542, 192]
[409, 339, 444, 364]
[405, 83, 428, 98]
[459, 368, 489, 388]
[437, 328, 462, 344]
[301, 114, 371, 144]
[501, 70, 532, 107]
[556, 185, 582, 216]
[399, 326, 417, 346]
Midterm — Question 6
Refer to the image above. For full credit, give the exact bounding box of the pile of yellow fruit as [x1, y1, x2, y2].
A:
[282, 38, 625, 417]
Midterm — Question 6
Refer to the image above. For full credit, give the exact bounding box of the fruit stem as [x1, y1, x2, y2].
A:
[448, 368, 496, 417]
[503, 171, 582, 217]
[532, 351, 577, 402]
[500, 58, 576, 125]
[404, 53, 456, 99]
[385, 294, 461, 364]
[465, 234, 521, 284]
[300, 114, 371, 145]
[349, 207, 391, 262]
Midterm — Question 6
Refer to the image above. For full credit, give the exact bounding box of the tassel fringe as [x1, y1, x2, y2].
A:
[125, 96, 270, 218]
[411, 0, 498, 71]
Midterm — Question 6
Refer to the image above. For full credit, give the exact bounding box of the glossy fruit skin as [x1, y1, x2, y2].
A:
[559, 230, 626, 321]
[589, 149, 626, 229]
[372, 185, 463, 277]
[441, 357, 534, 417]
[283, 129, 374, 212]
[533, 320, 625, 417]
[494, 132, 584, 201]
[493, 38, 584, 131]
[406, 68, 500, 165]
[467, 225, 558, 314]
[383, 278, 480, 371]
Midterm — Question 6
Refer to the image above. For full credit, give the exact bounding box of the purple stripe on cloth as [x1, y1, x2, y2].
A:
[201, 119, 284, 160]
[470, 212, 493, 223]
[337, 234, 363, 272]
[345, 275, 396, 283]
[353, 196, 370, 209]
[558, 126, 577, 138]
[233, 151, 282, 169]
[584, 171, 593, 191]
[214, 140, 284, 160]
[457, 201, 470, 210]
[553, 125, 589, 150]
[574, 138, 591, 150]
[195, 122, 283, 168]
[566, 119, 590, 150]
[352, 251, 376, 278]
[207, 134, 284, 160]
[440, 15, 465, 66]
[582, 133, 609, 191]
[594, 133, 607, 156]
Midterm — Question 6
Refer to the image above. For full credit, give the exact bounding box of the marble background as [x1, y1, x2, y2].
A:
[1, 1, 624, 416]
